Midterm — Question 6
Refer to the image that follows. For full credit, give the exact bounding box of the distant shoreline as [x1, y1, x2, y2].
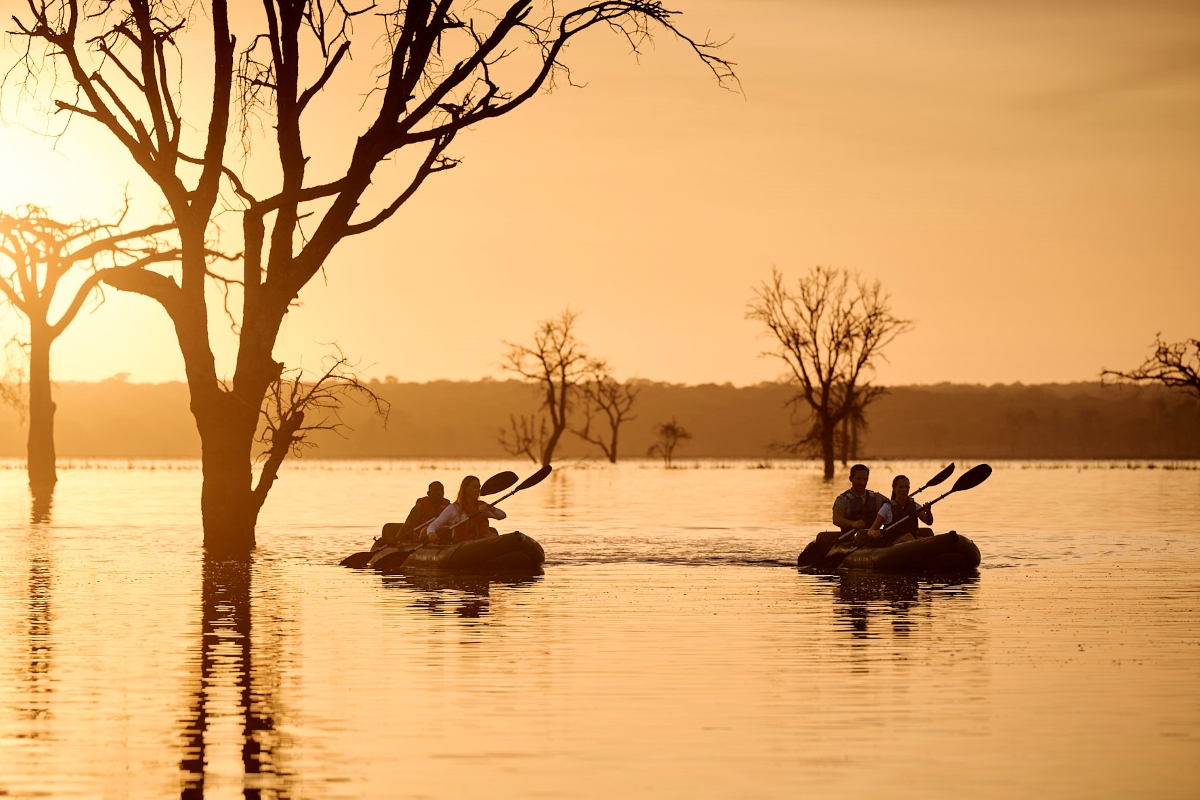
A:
[0, 380, 1195, 460]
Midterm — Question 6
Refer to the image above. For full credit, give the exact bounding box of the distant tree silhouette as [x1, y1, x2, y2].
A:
[574, 366, 639, 463]
[501, 309, 599, 466]
[648, 416, 690, 467]
[747, 266, 911, 479]
[837, 394, 868, 465]
[11, 1, 734, 553]
[0, 204, 177, 492]
[1102, 335, 1200, 400]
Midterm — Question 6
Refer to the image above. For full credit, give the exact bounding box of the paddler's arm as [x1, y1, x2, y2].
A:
[867, 509, 888, 539]
[423, 504, 457, 542]
[478, 501, 506, 521]
[917, 503, 934, 525]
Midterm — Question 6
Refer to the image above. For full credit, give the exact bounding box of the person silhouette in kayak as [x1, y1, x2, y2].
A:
[860, 474, 934, 546]
[832, 464, 888, 533]
[424, 475, 507, 543]
[378, 481, 451, 547]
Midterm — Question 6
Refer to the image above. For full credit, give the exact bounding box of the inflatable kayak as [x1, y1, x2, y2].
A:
[364, 531, 545, 574]
[798, 530, 980, 574]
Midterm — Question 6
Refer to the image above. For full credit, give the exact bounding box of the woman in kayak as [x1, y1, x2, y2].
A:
[424, 475, 507, 543]
[863, 474, 934, 545]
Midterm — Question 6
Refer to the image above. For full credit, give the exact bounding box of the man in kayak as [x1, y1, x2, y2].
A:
[832, 464, 887, 534]
[378, 481, 451, 547]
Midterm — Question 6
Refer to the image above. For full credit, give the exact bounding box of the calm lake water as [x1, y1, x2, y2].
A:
[0, 459, 1196, 799]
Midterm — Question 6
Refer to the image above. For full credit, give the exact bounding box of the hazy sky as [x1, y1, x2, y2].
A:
[0, 0, 1196, 386]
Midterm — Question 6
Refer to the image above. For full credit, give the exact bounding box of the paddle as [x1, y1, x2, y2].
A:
[444, 465, 553, 538]
[910, 462, 954, 498]
[835, 463, 979, 543]
[339, 469, 519, 568]
[881, 462, 992, 533]
[481, 471, 519, 496]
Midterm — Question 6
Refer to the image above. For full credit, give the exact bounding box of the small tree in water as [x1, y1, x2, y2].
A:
[648, 416, 690, 467]
[747, 266, 911, 480]
[573, 366, 639, 463]
[501, 309, 600, 466]
[0, 204, 178, 492]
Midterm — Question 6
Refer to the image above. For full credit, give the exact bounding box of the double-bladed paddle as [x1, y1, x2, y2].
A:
[835, 462, 980, 542]
[882, 462, 992, 532]
[339, 469, 522, 568]
[910, 462, 955, 498]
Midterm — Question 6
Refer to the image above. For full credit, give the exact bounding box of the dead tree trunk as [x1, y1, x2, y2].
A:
[26, 321, 56, 491]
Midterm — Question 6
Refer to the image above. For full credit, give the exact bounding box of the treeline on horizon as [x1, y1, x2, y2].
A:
[0, 379, 1195, 461]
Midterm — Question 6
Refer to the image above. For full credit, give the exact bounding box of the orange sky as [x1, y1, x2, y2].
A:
[0, 0, 1197, 386]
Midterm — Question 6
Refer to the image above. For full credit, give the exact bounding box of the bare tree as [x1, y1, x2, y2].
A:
[10, 1, 735, 553]
[747, 266, 912, 479]
[837, 392, 868, 466]
[574, 365, 638, 462]
[647, 416, 690, 467]
[0, 204, 178, 491]
[499, 413, 548, 464]
[501, 309, 599, 466]
[1102, 335, 1200, 400]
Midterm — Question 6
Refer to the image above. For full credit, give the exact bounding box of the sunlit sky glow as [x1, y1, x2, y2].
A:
[0, 0, 1196, 386]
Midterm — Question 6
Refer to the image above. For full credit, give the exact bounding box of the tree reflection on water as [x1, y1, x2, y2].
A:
[19, 522, 53, 734]
[180, 557, 291, 799]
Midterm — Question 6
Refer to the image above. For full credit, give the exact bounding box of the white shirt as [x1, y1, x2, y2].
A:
[877, 501, 930, 526]
[424, 501, 506, 537]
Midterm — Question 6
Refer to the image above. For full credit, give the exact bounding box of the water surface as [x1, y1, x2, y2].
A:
[0, 459, 1196, 798]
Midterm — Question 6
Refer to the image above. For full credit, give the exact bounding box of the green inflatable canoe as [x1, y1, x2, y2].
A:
[366, 531, 545, 574]
[798, 530, 980, 574]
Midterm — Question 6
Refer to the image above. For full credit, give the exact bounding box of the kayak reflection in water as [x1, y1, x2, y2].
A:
[424, 475, 507, 543]
[376, 481, 450, 550]
[858, 474, 934, 546]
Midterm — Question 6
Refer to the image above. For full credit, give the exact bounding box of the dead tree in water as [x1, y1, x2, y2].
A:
[574, 367, 639, 463]
[501, 309, 599, 466]
[12, 1, 735, 553]
[1102, 335, 1200, 400]
[747, 266, 910, 479]
[0, 204, 177, 491]
[648, 416, 690, 467]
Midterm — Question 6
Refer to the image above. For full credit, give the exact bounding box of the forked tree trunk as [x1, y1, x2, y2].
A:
[27, 323, 57, 492]
[194, 396, 262, 556]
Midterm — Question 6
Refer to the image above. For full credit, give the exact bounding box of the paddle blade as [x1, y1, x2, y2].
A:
[950, 463, 992, 493]
[340, 551, 372, 568]
[517, 464, 553, 491]
[926, 462, 955, 488]
[481, 470, 519, 496]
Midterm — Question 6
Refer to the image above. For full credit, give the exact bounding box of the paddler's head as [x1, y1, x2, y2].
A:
[428, 481, 445, 501]
[849, 464, 870, 494]
[891, 475, 911, 503]
[455, 475, 481, 508]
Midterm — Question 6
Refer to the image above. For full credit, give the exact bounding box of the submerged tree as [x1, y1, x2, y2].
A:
[1102, 335, 1200, 401]
[0, 204, 177, 491]
[501, 309, 599, 466]
[747, 266, 911, 479]
[11, 0, 735, 553]
[573, 366, 639, 463]
[647, 416, 689, 467]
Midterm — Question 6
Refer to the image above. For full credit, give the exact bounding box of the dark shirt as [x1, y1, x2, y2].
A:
[832, 488, 887, 532]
